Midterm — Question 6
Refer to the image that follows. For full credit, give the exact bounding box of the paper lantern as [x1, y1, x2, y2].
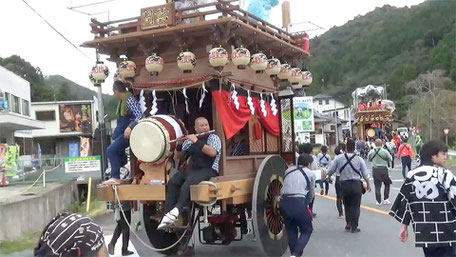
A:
[250, 52, 268, 73]
[301, 71, 313, 86]
[277, 63, 291, 80]
[145, 53, 164, 76]
[289, 68, 302, 87]
[177, 51, 196, 73]
[209, 46, 229, 68]
[89, 62, 109, 85]
[231, 47, 250, 69]
[265, 58, 281, 77]
[119, 60, 136, 79]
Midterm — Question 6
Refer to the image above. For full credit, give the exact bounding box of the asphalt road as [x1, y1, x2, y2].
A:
[96, 158, 454, 257]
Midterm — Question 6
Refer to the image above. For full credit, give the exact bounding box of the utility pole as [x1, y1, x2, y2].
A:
[334, 98, 339, 145]
[429, 108, 432, 140]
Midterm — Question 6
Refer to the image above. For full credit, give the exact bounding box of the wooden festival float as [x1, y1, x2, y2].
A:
[352, 85, 395, 140]
[84, 1, 313, 255]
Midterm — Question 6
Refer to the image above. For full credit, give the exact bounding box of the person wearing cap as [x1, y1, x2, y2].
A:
[326, 138, 371, 233]
[280, 154, 316, 257]
[368, 139, 393, 206]
[34, 212, 107, 257]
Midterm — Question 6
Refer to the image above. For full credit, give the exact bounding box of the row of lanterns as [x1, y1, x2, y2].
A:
[89, 46, 312, 88]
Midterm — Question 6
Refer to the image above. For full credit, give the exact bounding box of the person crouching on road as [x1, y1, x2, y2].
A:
[390, 140, 456, 257]
[326, 138, 371, 233]
[368, 139, 393, 206]
[280, 154, 316, 257]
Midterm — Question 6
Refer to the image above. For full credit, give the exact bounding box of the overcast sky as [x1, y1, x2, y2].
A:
[1, 0, 425, 95]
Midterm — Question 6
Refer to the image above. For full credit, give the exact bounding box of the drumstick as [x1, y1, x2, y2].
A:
[169, 130, 216, 143]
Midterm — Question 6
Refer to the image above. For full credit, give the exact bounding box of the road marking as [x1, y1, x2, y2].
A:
[316, 194, 390, 216]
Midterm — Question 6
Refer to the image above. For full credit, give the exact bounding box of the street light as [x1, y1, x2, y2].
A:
[444, 128, 450, 145]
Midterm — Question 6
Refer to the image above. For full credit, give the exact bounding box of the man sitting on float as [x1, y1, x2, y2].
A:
[158, 117, 222, 229]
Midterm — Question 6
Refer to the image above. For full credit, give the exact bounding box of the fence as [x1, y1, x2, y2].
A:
[3, 156, 102, 185]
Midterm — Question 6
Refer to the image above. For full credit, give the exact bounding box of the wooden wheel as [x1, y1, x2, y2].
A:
[252, 155, 288, 257]
[142, 203, 179, 255]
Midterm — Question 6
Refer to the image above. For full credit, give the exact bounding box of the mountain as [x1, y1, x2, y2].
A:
[307, 0, 456, 119]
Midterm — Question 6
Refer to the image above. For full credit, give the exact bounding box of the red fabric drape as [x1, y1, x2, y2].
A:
[212, 89, 280, 139]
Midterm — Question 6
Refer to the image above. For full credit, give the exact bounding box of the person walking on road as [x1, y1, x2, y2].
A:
[390, 140, 456, 257]
[317, 146, 331, 195]
[334, 143, 345, 219]
[397, 137, 415, 179]
[368, 139, 393, 206]
[280, 154, 316, 257]
[301, 143, 320, 217]
[326, 139, 371, 233]
[384, 140, 396, 169]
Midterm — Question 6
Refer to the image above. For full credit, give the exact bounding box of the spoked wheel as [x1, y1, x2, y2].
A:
[142, 203, 179, 255]
[252, 155, 288, 257]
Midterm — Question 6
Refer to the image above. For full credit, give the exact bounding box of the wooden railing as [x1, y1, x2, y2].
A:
[89, 0, 299, 45]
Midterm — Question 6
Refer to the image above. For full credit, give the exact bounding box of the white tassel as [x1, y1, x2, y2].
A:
[260, 93, 267, 117]
[139, 90, 147, 114]
[247, 90, 255, 115]
[231, 84, 240, 110]
[183, 88, 189, 114]
[199, 82, 208, 109]
[270, 93, 278, 116]
[150, 90, 158, 115]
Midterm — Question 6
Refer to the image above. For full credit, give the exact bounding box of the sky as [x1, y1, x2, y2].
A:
[0, 0, 425, 95]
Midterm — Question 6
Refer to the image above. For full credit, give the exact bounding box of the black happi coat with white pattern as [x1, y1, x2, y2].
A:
[390, 165, 456, 247]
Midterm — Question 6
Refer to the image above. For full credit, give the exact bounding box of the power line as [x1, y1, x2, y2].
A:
[20, 0, 93, 61]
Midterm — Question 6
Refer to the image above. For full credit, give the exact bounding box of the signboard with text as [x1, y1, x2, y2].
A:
[64, 156, 101, 173]
[140, 3, 175, 30]
[293, 97, 315, 132]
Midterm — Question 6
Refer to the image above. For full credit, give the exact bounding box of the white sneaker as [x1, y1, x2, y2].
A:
[157, 207, 179, 230]
[376, 201, 382, 206]
[382, 199, 391, 205]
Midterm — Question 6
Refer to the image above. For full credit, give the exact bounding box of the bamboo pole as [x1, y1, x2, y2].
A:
[86, 177, 93, 212]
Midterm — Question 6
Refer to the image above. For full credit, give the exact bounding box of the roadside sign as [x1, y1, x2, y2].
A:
[64, 156, 101, 173]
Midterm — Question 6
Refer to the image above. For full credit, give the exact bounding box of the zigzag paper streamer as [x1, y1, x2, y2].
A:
[139, 90, 147, 114]
[150, 90, 158, 115]
[231, 84, 240, 110]
[199, 82, 208, 109]
[247, 90, 255, 115]
[260, 94, 267, 117]
[270, 93, 278, 116]
[183, 88, 189, 114]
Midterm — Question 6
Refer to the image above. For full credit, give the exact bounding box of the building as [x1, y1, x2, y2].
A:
[313, 93, 354, 145]
[0, 66, 44, 148]
[24, 100, 99, 158]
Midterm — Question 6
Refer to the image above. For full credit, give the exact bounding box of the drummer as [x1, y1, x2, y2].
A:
[104, 81, 144, 185]
[158, 117, 221, 230]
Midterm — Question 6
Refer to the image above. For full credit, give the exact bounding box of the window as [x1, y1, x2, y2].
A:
[326, 99, 330, 105]
[35, 110, 56, 121]
[22, 99, 30, 116]
[5, 92, 10, 111]
[319, 100, 323, 105]
[11, 95, 20, 114]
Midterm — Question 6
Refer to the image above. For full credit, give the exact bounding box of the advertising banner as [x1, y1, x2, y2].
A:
[64, 156, 101, 173]
[293, 97, 315, 132]
[59, 104, 92, 133]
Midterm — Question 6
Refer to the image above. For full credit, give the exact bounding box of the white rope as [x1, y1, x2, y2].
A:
[199, 82, 208, 109]
[150, 90, 158, 115]
[139, 90, 147, 114]
[247, 90, 255, 115]
[260, 93, 267, 117]
[113, 185, 196, 252]
[270, 93, 278, 116]
[182, 88, 189, 114]
[231, 84, 240, 110]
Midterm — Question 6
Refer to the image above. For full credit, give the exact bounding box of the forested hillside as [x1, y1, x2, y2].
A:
[0, 55, 117, 119]
[307, 0, 456, 120]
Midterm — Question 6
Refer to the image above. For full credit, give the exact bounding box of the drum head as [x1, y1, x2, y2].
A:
[367, 128, 376, 138]
[130, 120, 165, 162]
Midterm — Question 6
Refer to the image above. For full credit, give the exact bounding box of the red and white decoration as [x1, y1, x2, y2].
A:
[270, 93, 278, 116]
[278, 63, 291, 80]
[231, 85, 240, 110]
[265, 58, 281, 77]
[247, 90, 255, 115]
[301, 71, 313, 86]
[89, 62, 109, 85]
[209, 47, 229, 68]
[289, 68, 302, 87]
[145, 53, 164, 76]
[260, 94, 267, 117]
[250, 52, 268, 73]
[177, 51, 196, 73]
[231, 47, 251, 69]
[139, 90, 147, 114]
[119, 60, 136, 79]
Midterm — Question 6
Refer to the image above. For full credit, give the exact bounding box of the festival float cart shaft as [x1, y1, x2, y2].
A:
[83, 1, 310, 255]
